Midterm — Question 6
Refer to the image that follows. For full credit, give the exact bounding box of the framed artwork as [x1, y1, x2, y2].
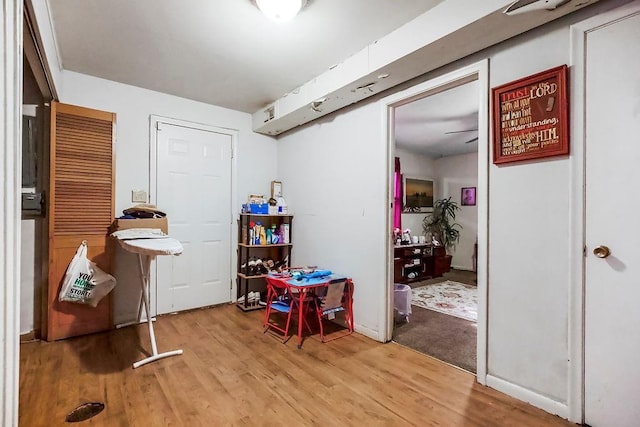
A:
[492, 65, 569, 164]
[403, 177, 434, 213]
[461, 187, 476, 206]
[270, 180, 282, 198]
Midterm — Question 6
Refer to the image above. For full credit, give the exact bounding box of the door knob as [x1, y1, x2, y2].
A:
[593, 245, 611, 258]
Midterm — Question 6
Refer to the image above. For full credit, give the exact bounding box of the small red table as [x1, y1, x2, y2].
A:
[268, 273, 354, 348]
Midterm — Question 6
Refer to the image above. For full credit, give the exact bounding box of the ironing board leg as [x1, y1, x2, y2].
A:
[133, 254, 183, 369]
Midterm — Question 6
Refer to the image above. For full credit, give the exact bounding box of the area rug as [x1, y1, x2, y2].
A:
[411, 280, 477, 322]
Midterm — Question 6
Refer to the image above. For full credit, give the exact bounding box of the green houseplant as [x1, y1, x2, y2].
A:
[422, 196, 462, 255]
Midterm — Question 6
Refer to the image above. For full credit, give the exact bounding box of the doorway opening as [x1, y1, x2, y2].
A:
[384, 61, 489, 380]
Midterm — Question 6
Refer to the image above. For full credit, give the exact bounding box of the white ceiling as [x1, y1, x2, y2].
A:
[395, 80, 479, 158]
[48, 0, 442, 114]
[46, 0, 605, 158]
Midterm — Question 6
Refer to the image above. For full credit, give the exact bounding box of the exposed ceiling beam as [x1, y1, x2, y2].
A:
[252, 0, 601, 136]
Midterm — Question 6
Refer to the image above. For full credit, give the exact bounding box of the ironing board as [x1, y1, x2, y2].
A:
[116, 235, 184, 368]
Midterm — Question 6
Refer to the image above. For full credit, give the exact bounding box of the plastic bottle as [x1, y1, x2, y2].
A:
[276, 196, 287, 214]
[282, 223, 290, 244]
[266, 227, 272, 245]
[255, 222, 262, 245]
[270, 224, 278, 244]
[259, 225, 267, 245]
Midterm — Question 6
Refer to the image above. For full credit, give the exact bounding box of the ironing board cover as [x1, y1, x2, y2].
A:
[117, 237, 183, 256]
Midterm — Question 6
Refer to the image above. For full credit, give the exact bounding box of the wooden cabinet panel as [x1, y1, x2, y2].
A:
[45, 102, 115, 341]
[434, 255, 451, 278]
[394, 244, 448, 283]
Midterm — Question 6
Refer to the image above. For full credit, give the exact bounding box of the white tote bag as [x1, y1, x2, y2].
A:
[58, 241, 116, 308]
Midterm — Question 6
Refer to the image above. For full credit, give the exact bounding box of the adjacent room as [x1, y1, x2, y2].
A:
[391, 79, 479, 374]
[3, 0, 640, 426]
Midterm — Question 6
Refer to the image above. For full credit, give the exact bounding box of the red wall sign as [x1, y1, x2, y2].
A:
[492, 65, 569, 164]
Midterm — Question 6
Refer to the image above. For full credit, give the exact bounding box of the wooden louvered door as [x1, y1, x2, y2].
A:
[46, 102, 116, 341]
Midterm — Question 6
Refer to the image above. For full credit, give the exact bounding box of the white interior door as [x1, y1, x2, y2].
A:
[584, 11, 640, 427]
[155, 122, 232, 314]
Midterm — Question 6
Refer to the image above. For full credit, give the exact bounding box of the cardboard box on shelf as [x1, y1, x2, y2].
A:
[110, 217, 168, 234]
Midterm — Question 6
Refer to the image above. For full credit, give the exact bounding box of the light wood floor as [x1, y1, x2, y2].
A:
[20, 304, 571, 426]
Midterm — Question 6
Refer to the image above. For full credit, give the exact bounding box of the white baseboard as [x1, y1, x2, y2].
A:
[451, 265, 475, 272]
[355, 323, 383, 342]
[486, 374, 568, 420]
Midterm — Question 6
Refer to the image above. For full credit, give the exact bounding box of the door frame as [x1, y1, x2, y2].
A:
[149, 115, 238, 314]
[1, 0, 23, 423]
[569, 1, 640, 423]
[381, 60, 490, 382]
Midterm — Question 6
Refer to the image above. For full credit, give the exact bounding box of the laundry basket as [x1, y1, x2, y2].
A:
[393, 283, 412, 323]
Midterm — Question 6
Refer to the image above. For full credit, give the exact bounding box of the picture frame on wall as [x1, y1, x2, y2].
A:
[461, 187, 476, 206]
[403, 176, 434, 213]
[270, 180, 282, 198]
[492, 65, 569, 164]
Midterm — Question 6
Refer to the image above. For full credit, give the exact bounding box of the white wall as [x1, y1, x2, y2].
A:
[53, 71, 277, 325]
[395, 148, 435, 237]
[276, 4, 621, 416]
[435, 152, 478, 271]
[395, 148, 478, 270]
[278, 106, 387, 338]
[485, 25, 572, 404]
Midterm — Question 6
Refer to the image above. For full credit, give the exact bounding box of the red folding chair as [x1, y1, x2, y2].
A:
[314, 278, 354, 343]
[263, 276, 313, 343]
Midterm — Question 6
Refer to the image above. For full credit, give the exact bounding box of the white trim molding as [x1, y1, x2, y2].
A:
[149, 115, 239, 311]
[568, 1, 640, 423]
[1, 1, 23, 425]
[486, 375, 569, 419]
[381, 60, 490, 382]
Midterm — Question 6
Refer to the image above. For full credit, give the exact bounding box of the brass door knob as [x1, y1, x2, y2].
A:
[593, 245, 611, 258]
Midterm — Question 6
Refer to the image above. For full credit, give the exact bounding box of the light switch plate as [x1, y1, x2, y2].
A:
[131, 190, 147, 203]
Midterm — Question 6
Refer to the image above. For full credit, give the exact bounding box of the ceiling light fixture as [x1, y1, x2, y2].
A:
[256, 0, 307, 23]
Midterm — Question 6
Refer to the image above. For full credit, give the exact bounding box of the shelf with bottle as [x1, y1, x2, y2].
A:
[240, 214, 292, 246]
[237, 214, 293, 311]
[238, 243, 292, 248]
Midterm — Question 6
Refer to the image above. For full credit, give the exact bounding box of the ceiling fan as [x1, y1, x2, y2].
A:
[445, 128, 478, 135]
[443, 128, 478, 144]
[444, 128, 478, 144]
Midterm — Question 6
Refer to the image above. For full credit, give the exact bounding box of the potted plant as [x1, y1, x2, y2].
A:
[422, 196, 462, 273]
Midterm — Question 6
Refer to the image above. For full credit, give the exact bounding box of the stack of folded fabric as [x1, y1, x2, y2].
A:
[111, 228, 166, 240]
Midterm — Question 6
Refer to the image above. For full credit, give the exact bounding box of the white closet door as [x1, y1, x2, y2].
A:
[584, 11, 640, 427]
[155, 122, 232, 314]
